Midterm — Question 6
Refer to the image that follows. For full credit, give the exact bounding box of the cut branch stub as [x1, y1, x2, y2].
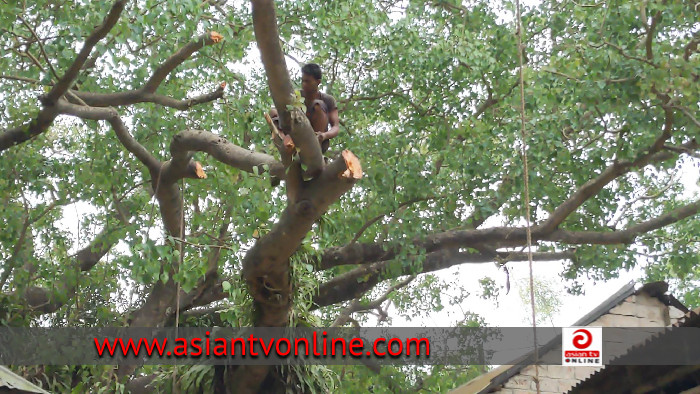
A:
[210, 31, 224, 43]
[340, 150, 363, 179]
[265, 112, 295, 153]
[283, 134, 295, 152]
[193, 161, 207, 179]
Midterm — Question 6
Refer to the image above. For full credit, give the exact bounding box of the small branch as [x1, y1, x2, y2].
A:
[538, 109, 676, 234]
[18, 16, 59, 80]
[20, 50, 46, 74]
[314, 249, 573, 309]
[464, 173, 514, 229]
[331, 275, 416, 327]
[144, 31, 223, 93]
[683, 33, 699, 61]
[55, 100, 160, 173]
[543, 68, 581, 82]
[608, 172, 677, 228]
[644, 10, 662, 61]
[672, 105, 700, 129]
[0, 215, 31, 289]
[205, 206, 233, 277]
[0, 75, 42, 84]
[338, 90, 404, 107]
[350, 195, 442, 245]
[600, 40, 659, 68]
[46, 0, 129, 104]
[0, 0, 128, 151]
[169, 237, 237, 252]
[663, 143, 700, 159]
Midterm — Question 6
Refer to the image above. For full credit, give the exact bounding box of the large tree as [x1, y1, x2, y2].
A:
[0, 0, 698, 392]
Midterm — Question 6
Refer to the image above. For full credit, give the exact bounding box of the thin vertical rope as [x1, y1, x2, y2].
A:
[172, 178, 185, 393]
[515, 0, 540, 392]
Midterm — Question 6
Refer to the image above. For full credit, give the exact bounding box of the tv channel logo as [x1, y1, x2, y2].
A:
[562, 327, 603, 366]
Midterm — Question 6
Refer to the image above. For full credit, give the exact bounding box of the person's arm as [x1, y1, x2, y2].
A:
[323, 108, 340, 140]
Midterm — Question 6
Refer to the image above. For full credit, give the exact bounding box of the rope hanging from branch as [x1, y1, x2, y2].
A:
[515, 0, 541, 392]
[172, 177, 185, 392]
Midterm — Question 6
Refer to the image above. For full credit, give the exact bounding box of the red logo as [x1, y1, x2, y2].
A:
[563, 327, 602, 366]
[572, 329, 593, 349]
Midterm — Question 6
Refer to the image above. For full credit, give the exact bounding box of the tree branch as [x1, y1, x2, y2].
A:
[47, 1, 128, 103]
[663, 143, 700, 159]
[55, 100, 160, 173]
[251, 0, 324, 177]
[242, 151, 362, 325]
[72, 32, 225, 109]
[464, 174, 514, 229]
[314, 249, 573, 309]
[231, 150, 361, 392]
[0, 0, 128, 152]
[672, 105, 700, 129]
[645, 10, 662, 61]
[318, 163, 699, 272]
[250, 0, 294, 130]
[168, 129, 285, 179]
[548, 198, 700, 244]
[0, 219, 31, 289]
[538, 113, 678, 234]
[18, 16, 59, 80]
[599, 40, 659, 67]
[349, 195, 442, 245]
[331, 275, 416, 327]
[0, 75, 42, 84]
[22, 217, 128, 315]
[71, 84, 225, 110]
[54, 99, 195, 252]
[145, 32, 222, 92]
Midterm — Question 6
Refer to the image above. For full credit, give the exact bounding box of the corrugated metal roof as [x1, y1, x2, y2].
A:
[0, 366, 51, 393]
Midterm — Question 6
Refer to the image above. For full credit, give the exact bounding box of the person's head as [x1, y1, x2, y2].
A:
[301, 63, 322, 94]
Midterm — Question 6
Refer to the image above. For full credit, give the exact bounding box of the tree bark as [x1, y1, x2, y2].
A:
[251, 0, 325, 177]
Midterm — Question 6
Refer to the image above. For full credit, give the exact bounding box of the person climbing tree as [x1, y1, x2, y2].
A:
[269, 63, 340, 153]
[300, 63, 340, 153]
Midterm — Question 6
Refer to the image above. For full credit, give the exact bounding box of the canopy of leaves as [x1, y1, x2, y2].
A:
[0, 0, 698, 392]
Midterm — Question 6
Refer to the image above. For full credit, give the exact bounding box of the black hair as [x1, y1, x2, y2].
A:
[301, 63, 322, 80]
